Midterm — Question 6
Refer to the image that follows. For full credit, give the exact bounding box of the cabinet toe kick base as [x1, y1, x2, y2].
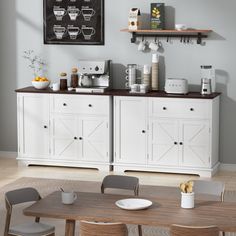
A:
[113, 162, 220, 177]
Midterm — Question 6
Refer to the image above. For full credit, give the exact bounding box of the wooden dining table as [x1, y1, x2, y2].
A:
[24, 191, 236, 236]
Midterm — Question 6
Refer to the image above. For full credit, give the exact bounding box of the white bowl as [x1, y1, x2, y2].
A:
[175, 24, 187, 31]
[32, 81, 50, 90]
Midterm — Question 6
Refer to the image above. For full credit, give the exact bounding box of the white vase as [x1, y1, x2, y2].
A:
[181, 192, 195, 209]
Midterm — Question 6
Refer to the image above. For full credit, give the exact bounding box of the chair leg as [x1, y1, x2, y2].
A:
[138, 225, 142, 236]
[222, 232, 225, 236]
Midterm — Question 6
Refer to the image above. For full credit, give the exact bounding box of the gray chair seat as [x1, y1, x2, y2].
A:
[9, 222, 55, 236]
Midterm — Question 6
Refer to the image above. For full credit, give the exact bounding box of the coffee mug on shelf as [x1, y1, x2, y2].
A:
[61, 191, 77, 205]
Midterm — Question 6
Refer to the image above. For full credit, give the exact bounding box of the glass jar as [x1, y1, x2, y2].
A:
[71, 68, 79, 88]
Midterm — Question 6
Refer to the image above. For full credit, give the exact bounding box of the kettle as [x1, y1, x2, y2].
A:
[79, 74, 93, 87]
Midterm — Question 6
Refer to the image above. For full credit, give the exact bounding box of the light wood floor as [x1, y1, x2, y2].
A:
[0, 157, 236, 190]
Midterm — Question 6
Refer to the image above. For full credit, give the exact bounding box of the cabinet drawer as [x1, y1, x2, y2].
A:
[52, 95, 110, 115]
[149, 98, 211, 119]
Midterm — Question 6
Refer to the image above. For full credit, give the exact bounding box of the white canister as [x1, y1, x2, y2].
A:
[181, 192, 194, 209]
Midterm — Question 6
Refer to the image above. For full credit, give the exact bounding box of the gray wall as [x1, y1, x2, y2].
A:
[0, 0, 235, 164]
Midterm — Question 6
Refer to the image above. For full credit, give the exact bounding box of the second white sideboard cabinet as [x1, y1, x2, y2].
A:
[17, 93, 112, 171]
[113, 96, 220, 177]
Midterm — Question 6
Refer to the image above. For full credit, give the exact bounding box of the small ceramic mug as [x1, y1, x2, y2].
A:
[61, 191, 77, 205]
[138, 41, 146, 52]
[149, 41, 159, 51]
[50, 82, 60, 92]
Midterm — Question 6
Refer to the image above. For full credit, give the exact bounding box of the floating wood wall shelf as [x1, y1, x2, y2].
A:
[121, 29, 212, 45]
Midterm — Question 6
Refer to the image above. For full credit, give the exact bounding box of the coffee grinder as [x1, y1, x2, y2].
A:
[200, 65, 214, 95]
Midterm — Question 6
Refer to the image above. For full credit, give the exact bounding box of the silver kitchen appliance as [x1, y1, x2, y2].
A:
[201, 78, 212, 95]
[77, 60, 111, 93]
[200, 65, 213, 95]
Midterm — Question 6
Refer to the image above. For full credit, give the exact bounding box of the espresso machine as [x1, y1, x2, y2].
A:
[77, 60, 111, 93]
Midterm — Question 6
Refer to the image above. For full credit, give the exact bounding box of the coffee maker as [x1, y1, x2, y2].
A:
[77, 60, 111, 93]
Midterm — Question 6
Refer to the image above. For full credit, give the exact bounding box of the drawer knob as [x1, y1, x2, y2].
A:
[44, 125, 48, 129]
[163, 107, 167, 110]
[88, 104, 92, 107]
[174, 142, 178, 145]
[74, 137, 78, 140]
[63, 103, 67, 106]
[142, 130, 146, 133]
[190, 108, 194, 111]
[79, 137, 83, 140]
[179, 142, 183, 145]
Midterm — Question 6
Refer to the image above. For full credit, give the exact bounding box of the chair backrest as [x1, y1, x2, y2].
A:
[5, 187, 41, 206]
[101, 175, 139, 196]
[4, 187, 41, 235]
[193, 180, 225, 201]
[80, 221, 128, 236]
[170, 224, 220, 236]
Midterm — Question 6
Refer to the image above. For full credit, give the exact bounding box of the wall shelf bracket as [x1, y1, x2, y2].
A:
[130, 32, 208, 44]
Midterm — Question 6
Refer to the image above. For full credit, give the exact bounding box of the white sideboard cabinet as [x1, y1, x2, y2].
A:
[113, 96, 220, 177]
[17, 93, 112, 171]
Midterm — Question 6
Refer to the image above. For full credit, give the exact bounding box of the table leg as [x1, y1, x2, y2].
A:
[65, 219, 76, 236]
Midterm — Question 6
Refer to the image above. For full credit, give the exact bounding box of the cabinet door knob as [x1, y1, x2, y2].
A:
[63, 103, 67, 106]
[79, 137, 83, 140]
[190, 108, 194, 111]
[163, 107, 167, 110]
[44, 125, 48, 129]
[88, 104, 92, 107]
[174, 142, 178, 145]
[74, 137, 78, 140]
[142, 130, 146, 133]
[179, 142, 183, 145]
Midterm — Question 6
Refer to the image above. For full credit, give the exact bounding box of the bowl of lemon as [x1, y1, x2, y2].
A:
[32, 76, 50, 89]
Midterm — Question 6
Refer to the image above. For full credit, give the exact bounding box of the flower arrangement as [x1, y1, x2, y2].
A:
[22, 50, 47, 77]
[179, 180, 194, 193]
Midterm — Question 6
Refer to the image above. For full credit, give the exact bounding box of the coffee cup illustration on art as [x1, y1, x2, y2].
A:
[81, 7, 95, 21]
[53, 25, 67, 39]
[68, 6, 80, 21]
[68, 26, 81, 39]
[81, 25, 95, 40]
[53, 6, 67, 21]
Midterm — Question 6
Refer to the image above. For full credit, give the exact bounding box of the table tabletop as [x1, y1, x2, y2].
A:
[24, 191, 236, 235]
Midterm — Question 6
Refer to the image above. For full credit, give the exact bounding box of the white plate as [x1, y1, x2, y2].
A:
[115, 198, 152, 210]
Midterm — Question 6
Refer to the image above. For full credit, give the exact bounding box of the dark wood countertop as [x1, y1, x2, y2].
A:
[15, 87, 221, 99]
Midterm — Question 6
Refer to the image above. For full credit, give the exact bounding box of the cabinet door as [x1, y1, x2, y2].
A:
[51, 115, 78, 160]
[78, 117, 109, 162]
[149, 118, 179, 166]
[180, 120, 210, 168]
[114, 97, 147, 164]
[20, 94, 50, 158]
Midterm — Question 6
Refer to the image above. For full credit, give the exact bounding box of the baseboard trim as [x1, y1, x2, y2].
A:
[220, 163, 236, 171]
[0, 151, 17, 158]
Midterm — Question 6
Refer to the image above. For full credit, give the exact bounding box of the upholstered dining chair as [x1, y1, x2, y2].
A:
[193, 180, 225, 236]
[79, 220, 128, 236]
[4, 187, 55, 236]
[101, 175, 139, 195]
[101, 175, 142, 236]
[193, 180, 225, 201]
[170, 224, 220, 236]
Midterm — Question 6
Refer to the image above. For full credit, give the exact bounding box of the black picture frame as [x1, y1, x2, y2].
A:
[43, 0, 104, 45]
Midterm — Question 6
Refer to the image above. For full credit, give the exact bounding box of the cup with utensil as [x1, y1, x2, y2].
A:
[61, 188, 77, 205]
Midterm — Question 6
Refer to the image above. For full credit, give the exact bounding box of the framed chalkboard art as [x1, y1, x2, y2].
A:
[43, 0, 104, 45]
